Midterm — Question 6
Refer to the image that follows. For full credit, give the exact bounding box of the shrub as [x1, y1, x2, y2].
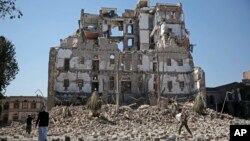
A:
[86, 91, 102, 117]
[193, 94, 206, 114]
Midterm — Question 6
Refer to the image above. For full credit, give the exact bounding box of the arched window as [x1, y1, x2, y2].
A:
[31, 100, 36, 109]
[128, 38, 134, 47]
[14, 100, 19, 109]
[4, 102, 9, 110]
[127, 25, 133, 34]
[22, 100, 28, 109]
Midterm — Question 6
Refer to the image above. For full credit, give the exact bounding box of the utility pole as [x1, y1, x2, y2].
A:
[35, 89, 45, 110]
[221, 91, 232, 113]
[116, 52, 120, 112]
[156, 48, 161, 108]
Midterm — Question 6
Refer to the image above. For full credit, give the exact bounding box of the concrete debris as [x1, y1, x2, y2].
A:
[0, 103, 249, 140]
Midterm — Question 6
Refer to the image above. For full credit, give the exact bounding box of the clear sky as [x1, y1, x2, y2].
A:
[1, 0, 250, 97]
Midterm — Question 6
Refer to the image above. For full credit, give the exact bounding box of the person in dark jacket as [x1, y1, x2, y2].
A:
[26, 115, 33, 134]
[36, 106, 49, 141]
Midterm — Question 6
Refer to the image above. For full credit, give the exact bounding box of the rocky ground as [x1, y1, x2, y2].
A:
[0, 102, 249, 141]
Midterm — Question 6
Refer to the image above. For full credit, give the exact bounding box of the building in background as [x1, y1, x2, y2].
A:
[0, 96, 45, 123]
[47, 0, 205, 110]
[206, 71, 250, 118]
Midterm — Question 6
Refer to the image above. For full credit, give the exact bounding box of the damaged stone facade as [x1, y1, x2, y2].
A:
[47, 0, 205, 110]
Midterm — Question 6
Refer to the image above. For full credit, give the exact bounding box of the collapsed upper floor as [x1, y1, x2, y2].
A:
[59, 0, 192, 52]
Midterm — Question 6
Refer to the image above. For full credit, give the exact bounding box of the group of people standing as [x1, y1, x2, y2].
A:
[26, 106, 49, 141]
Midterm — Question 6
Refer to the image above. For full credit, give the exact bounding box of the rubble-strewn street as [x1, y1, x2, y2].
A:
[0, 103, 249, 141]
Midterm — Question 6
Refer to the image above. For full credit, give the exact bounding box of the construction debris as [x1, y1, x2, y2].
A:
[0, 103, 249, 141]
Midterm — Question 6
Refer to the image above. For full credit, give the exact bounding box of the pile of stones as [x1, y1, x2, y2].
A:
[0, 102, 249, 141]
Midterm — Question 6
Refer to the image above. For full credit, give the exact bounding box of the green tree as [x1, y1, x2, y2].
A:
[0, 36, 19, 98]
[0, 0, 22, 19]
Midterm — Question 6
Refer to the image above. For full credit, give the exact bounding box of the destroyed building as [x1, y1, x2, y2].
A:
[47, 0, 205, 110]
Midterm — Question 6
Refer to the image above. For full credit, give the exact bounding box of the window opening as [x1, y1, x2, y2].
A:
[127, 25, 133, 34]
[153, 62, 157, 72]
[110, 54, 115, 65]
[64, 58, 70, 71]
[78, 79, 84, 90]
[167, 58, 171, 66]
[4, 102, 9, 110]
[31, 101, 36, 109]
[22, 100, 28, 109]
[168, 81, 172, 92]
[64, 79, 69, 91]
[109, 76, 115, 90]
[14, 100, 19, 109]
[179, 81, 184, 91]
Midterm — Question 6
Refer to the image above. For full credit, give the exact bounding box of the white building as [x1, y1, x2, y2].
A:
[47, 0, 205, 110]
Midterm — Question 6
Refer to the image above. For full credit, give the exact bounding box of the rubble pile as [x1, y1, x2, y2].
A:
[1, 103, 250, 141]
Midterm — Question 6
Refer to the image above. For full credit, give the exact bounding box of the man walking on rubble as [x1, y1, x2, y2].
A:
[36, 106, 49, 141]
[169, 99, 192, 136]
[175, 108, 192, 136]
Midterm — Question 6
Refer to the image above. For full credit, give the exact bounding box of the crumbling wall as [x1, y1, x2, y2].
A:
[47, 48, 58, 110]
[194, 67, 206, 97]
[48, 1, 204, 108]
[138, 54, 150, 71]
[139, 12, 150, 51]
[52, 33, 121, 105]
